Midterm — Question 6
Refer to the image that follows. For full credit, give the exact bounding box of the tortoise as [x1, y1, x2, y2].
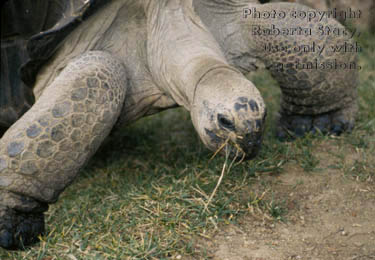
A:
[0, 0, 358, 249]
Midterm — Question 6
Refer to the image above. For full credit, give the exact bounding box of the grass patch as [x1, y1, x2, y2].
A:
[267, 197, 288, 222]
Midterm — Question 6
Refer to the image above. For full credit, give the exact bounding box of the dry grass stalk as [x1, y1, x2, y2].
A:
[204, 142, 238, 213]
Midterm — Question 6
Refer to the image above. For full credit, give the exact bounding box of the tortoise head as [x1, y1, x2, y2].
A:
[191, 68, 266, 160]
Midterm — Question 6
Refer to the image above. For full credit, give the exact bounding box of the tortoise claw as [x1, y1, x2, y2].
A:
[276, 105, 356, 141]
[0, 229, 13, 249]
[0, 207, 45, 249]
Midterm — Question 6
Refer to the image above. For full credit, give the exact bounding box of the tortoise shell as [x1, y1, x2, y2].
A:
[0, 0, 107, 132]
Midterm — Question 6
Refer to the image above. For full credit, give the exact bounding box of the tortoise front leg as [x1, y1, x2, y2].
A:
[0, 51, 127, 249]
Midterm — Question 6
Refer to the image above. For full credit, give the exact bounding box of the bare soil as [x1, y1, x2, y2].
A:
[200, 142, 375, 260]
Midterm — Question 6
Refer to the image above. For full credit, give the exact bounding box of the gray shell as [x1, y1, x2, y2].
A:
[0, 0, 108, 131]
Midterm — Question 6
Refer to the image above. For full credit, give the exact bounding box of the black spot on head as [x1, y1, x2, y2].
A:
[237, 97, 248, 103]
[234, 103, 248, 112]
[248, 100, 259, 112]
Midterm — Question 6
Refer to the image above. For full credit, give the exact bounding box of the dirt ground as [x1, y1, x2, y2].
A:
[199, 143, 375, 260]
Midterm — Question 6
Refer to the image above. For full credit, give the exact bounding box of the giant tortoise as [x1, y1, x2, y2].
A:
[0, 0, 358, 249]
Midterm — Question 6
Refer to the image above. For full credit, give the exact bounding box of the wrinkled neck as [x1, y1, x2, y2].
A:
[145, 0, 230, 110]
[192, 0, 246, 45]
[192, 0, 260, 73]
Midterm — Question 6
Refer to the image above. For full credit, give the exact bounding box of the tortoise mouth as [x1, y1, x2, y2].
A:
[205, 128, 263, 161]
[228, 135, 263, 161]
[216, 140, 262, 162]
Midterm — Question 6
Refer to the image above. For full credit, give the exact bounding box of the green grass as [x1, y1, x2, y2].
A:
[1, 33, 374, 260]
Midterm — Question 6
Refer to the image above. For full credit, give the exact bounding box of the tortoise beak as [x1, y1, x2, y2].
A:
[225, 131, 263, 161]
[239, 131, 263, 160]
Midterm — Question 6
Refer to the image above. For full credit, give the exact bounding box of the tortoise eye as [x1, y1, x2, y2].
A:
[217, 114, 235, 131]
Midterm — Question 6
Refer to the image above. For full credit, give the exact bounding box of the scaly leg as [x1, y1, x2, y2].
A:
[0, 51, 127, 249]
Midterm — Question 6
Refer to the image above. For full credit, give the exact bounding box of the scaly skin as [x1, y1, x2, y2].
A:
[0, 51, 127, 248]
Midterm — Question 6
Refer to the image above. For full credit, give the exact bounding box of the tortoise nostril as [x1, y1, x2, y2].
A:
[217, 114, 235, 130]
